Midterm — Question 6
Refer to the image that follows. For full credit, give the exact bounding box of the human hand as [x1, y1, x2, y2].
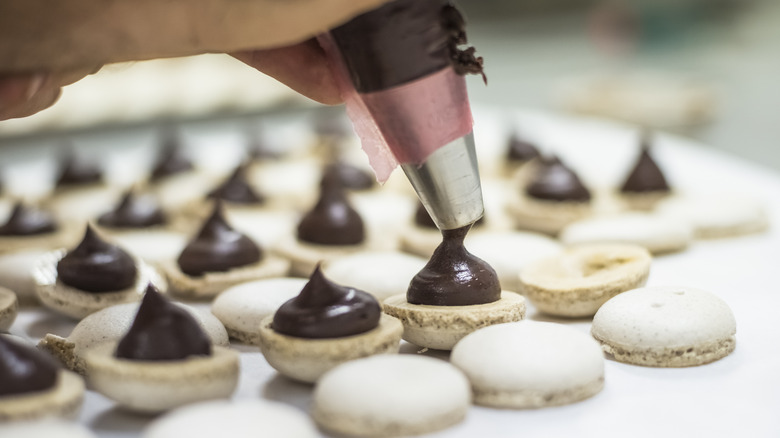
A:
[0, 0, 389, 120]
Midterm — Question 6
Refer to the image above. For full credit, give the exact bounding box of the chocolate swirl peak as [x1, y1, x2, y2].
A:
[297, 172, 365, 246]
[150, 141, 193, 181]
[115, 284, 211, 361]
[207, 164, 264, 205]
[0, 335, 60, 396]
[323, 162, 375, 191]
[98, 190, 167, 229]
[0, 202, 58, 236]
[525, 156, 591, 202]
[407, 225, 501, 306]
[621, 136, 670, 193]
[57, 224, 137, 293]
[57, 153, 102, 187]
[272, 265, 381, 339]
[506, 135, 540, 162]
[177, 202, 262, 277]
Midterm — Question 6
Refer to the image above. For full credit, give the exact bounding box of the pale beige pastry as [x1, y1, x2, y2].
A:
[0, 287, 18, 331]
[519, 244, 652, 317]
[321, 251, 427, 303]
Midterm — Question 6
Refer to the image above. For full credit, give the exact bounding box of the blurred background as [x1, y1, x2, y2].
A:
[1, 0, 779, 168]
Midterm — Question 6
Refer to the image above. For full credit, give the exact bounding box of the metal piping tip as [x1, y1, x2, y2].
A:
[401, 132, 484, 230]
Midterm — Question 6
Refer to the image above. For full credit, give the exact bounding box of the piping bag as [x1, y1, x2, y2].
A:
[318, 0, 486, 230]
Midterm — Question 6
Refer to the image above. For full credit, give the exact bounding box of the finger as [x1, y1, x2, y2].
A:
[233, 39, 342, 105]
[0, 66, 100, 120]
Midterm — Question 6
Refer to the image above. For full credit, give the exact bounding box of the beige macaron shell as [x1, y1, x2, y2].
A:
[0, 370, 85, 421]
[464, 231, 562, 293]
[225, 208, 297, 249]
[656, 194, 768, 238]
[559, 212, 692, 254]
[143, 399, 318, 438]
[591, 286, 737, 365]
[85, 343, 239, 413]
[258, 313, 403, 383]
[321, 251, 427, 302]
[383, 292, 526, 350]
[520, 244, 652, 317]
[274, 237, 369, 277]
[399, 225, 445, 258]
[0, 287, 18, 331]
[32, 249, 166, 319]
[38, 302, 228, 375]
[0, 419, 97, 438]
[109, 230, 188, 267]
[451, 321, 604, 408]
[506, 194, 592, 236]
[313, 355, 471, 437]
[0, 249, 51, 304]
[211, 277, 308, 345]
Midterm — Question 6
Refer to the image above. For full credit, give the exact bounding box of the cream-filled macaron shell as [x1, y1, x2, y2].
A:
[163, 255, 290, 299]
[32, 250, 167, 319]
[0, 419, 97, 438]
[143, 399, 318, 438]
[507, 195, 592, 236]
[321, 251, 427, 302]
[258, 313, 403, 383]
[0, 249, 49, 305]
[383, 292, 526, 350]
[591, 286, 737, 367]
[313, 355, 471, 437]
[0, 287, 18, 331]
[656, 194, 768, 238]
[465, 231, 562, 293]
[211, 278, 308, 345]
[85, 343, 239, 413]
[451, 321, 605, 408]
[38, 302, 228, 375]
[559, 212, 692, 254]
[0, 370, 85, 421]
[520, 244, 652, 317]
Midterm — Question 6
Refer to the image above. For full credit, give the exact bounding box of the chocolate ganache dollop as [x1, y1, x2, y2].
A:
[0, 202, 58, 236]
[324, 162, 375, 191]
[407, 225, 501, 306]
[57, 153, 102, 187]
[115, 284, 211, 361]
[525, 156, 591, 202]
[506, 135, 540, 162]
[0, 336, 60, 396]
[207, 164, 264, 205]
[98, 191, 166, 228]
[297, 172, 365, 245]
[150, 141, 193, 181]
[57, 225, 137, 293]
[272, 265, 381, 339]
[177, 202, 262, 277]
[620, 137, 670, 193]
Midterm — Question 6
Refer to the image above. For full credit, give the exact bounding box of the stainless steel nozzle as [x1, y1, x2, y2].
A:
[401, 132, 484, 230]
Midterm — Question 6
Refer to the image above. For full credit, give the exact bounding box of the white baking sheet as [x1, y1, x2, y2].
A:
[6, 109, 780, 437]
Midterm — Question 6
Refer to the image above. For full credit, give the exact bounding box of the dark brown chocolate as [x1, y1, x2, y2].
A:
[272, 265, 381, 339]
[57, 225, 137, 293]
[324, 162, 375, 191]
[150, 141, 193, 181]
[506, 135, 540, 162]
[525, 156, 591, 202]
[0, 335, 59, 396]
[177, 202, 262, 277]
[620, 138, 670, 193]
[407, 225, 501, 306]
[0, 202, 58, 236]
[414, 201, 483, 229]
[57, 153, 102, 187]
[297, 172, 365, 246]
[331, 0, 485, 93]
[115, 284, 211, 361]
[207, 164, 265, 205]
[97, 191, 166, 229]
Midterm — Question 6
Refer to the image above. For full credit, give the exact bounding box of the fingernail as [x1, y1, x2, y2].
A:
[25, 73, 47, 100]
